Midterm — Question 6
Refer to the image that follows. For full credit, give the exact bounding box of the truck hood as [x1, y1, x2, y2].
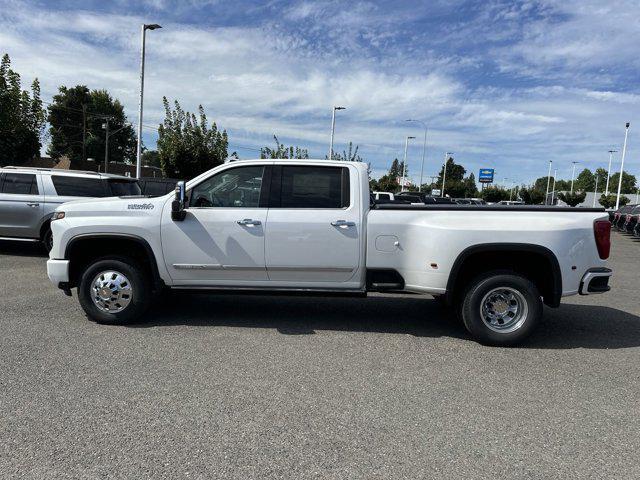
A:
[56, 195, 168, 214]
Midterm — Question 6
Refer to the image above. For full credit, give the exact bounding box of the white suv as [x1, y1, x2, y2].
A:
[0, 166, 140, 250]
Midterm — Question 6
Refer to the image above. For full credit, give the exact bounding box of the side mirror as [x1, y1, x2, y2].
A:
[171, 181, 187, 221]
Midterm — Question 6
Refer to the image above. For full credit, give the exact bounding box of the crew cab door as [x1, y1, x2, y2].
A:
[0, 172, 43, 238]
[161, 164, 269, 285]
[264, 164, 362, 288]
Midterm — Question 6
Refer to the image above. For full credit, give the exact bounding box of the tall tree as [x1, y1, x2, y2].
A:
[157, 97, 228, 179]
[47, 86, 136, 169]
[260, 135, 308, 159]
[574, 168, 595, 192]
[0, 54, 45, 166]
[608, 171, 637, 194]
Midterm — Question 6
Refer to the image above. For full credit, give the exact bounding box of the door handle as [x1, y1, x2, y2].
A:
[237, 218, 261, 226]
[331, 220, 355, 228]
[27, 203, 40, 207]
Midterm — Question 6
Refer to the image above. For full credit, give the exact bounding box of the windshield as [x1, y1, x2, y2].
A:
[108, 180, 142, 196]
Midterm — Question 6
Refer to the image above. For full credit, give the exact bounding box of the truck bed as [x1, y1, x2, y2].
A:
[373, 204, 605, 213]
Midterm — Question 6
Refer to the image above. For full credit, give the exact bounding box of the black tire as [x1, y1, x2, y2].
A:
[42, 227, 53, 252]
[78, 257, 151, 325]
[460, 271, 542, 346]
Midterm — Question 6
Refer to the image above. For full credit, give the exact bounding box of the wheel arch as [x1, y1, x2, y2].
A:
[65, 233, 163, 290]
[445, 243, 562, 308]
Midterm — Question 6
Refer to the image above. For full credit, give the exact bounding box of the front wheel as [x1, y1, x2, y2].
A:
[78, 257, 151, 324]
[460, 272, 542, 346]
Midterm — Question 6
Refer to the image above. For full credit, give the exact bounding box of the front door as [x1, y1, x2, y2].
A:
[0, 172, 43, 238]
[161, 164, 269, 285]
[264, 165, 362, 287]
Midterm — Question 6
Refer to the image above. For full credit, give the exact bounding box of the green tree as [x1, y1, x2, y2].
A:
[142, 149, 161, 168]
[574, 168, 595, 192]
[376, 174, 399, 192]
[599, 193, 629, 209]
[47, 85, 136, 169]
[519, 186, 545, 204]
[388, 158, 403, 178]
[157, 97, 228, 179]
[330, 142, 363, 162]
[436, 156, 468, 197]
[480, 186, 510, 203]
[260, 135, 308, 159]
[608, 171, 637, 194]
[0, 54, 45, 166]
[557, 191, 586, 207]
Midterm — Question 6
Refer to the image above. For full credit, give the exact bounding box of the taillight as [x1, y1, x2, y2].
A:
[594, 220, 611, 259]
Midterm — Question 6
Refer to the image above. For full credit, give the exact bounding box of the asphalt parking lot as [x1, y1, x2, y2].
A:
[1, 234, 639, 479]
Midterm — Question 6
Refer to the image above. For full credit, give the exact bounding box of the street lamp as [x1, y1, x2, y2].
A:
[405, 119, 428, 192]
[551, 169, 557, 204]
[615, 122, 631, 210]
[400, 136, 416, 192]
[570, 161, 579, 194]
[545, 160, 552, 205]
[593, 173, 599, 207]
[441, 152, 453, 198]
[328, 106, 346, 161]
[135, 23, 162, 179]
[605, 149, 617, 196]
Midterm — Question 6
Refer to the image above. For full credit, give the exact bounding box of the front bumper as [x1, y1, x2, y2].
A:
[47, 259, 70, 286]
[579, 267, 612, 295]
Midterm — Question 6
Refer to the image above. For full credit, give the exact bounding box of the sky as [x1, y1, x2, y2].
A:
[1, 0, 639, 185]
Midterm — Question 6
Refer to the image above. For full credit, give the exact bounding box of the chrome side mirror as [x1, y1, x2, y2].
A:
[171, 181, 187, 221]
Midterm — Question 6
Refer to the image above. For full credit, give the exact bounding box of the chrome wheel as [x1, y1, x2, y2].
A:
[480, 287, 528, 333]
[91, 270, 132, 313]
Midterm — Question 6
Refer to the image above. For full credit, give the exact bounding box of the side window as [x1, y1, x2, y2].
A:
[51, 176, 106, 197]
[190, 166, 264, 208]
[279, 166, 349, 208]
[1, 173, 39, 195]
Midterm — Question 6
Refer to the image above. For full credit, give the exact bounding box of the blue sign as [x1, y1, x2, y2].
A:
[479, 168, 494, 183]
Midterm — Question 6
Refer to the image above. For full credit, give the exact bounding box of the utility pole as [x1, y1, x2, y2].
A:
[136, 23, 162, 179]
[605, 149, 617, 196]
[81, 103, 87, 163]
[615, 122, 630, 210]
[328, 106, 346, 161]
[103, 119, 109, 173]
[545, 160, 552, 205]
[442, 152, 452, 197]
[401, 136, 415, 192]
[570, 161, 578, 194]
[405, 120, 427, 192]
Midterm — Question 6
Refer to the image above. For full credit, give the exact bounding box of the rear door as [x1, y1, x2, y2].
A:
[0, 172, 43, 238]
[264, 164, 362, 288]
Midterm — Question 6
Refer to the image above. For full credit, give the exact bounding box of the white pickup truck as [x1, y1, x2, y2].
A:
[47, 160, 613, 345]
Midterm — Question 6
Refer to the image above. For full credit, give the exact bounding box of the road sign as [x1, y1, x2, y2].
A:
[479, 168, 494, 183]
[431, 188, 441, 196]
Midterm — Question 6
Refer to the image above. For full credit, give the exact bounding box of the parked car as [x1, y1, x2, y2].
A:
[613, 204, 637, 230]
[634, 220, 640, 238]
[138, 177, 179, 197]
[498, 200, 525, 206]
[622, 205, 640, 233]
[0, 166, 140, 251]
[48, 159, 612, 346]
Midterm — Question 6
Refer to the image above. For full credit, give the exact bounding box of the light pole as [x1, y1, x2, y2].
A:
[593, 174, 599, 207]
[545, 160, 552, 205]
[401, 136, 416, 192]
[328, 106, 346, 161]
[441, 152, 453, 197]
[570, 161, 579, 194]
[551, 169, 557, 204]
[405, 119, 427, 192]
[136, 23, 162, 179]
[605, 149, 617, 196]
[615, 122, 630, 210]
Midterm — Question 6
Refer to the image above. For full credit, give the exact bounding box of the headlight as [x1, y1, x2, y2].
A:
[52, 211, 65, 221]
